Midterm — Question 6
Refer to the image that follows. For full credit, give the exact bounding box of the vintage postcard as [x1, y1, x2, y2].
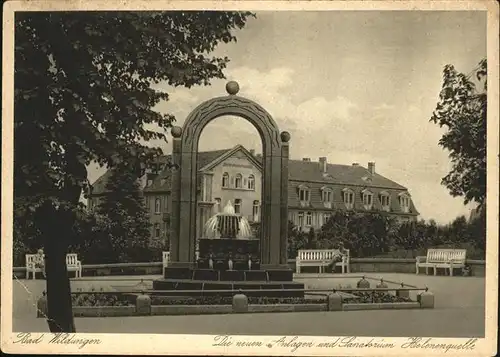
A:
[1, 0, 498, 356]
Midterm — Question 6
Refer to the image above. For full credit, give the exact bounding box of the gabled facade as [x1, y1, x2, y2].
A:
[88, 146, 419, 242]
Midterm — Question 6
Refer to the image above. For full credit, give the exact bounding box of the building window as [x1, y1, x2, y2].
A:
[147, 179, 153, 187]
[321, 187, 333, 208]
[154, 223, 161, 238]
[234, 199, 242, 214]
[342, 189, 354, 210]
[235, 174, 243, 188]
[298, 211, 304, 227]
[164, 196, 169, 212]
[317, 213, 323, 227]
[362, 190, 373, 210]
[222, 173, 229, 188]
[298, 185, 310, 206]
[252, 200, 260, 222]
[322, 190, 332, 203]
[380, 192, 391, 212]
[248, 175, 255, 190]
[324, 213, 331, 224]
[399, 193, 410, 213]
[305, 212, 313, 226]
[214, 198, 221, 213]
[154, 198, 161, 214]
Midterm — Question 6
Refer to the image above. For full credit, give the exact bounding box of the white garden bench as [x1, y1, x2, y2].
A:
[415, 248, 467, 276]
[26, 253, 82, 279]
[296, 249, 350, 274]
[162, 251, 199, 270]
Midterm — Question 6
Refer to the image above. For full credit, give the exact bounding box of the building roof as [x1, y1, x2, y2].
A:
[288, 160, 406, 190]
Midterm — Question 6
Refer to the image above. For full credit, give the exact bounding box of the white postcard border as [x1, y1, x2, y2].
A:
[2, 1, 498, 356]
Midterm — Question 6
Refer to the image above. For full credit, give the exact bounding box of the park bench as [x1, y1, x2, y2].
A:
[25, 253, 82, 279]
[415, 248, 467, 276]
[296, 249, 350, 274]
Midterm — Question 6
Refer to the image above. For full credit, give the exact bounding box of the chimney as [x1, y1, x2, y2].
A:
[249, 149, 255, 156]
[352, 163, 359, 166]
[319, 157, 327, 173]
[368, 162, 375, 175]
[302, 158, 311, 162]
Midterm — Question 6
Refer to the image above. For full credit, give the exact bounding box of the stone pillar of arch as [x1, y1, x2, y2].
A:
[169, 81, 290, 270]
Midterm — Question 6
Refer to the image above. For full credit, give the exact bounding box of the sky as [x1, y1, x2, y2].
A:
[87, 11, 487, 224]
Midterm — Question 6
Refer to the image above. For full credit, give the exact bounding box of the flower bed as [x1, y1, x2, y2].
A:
[342, 291, 413, 303]
[71, 287, 134, 307]
[71, 291, 413, 307]
[150, 296, 324, 306]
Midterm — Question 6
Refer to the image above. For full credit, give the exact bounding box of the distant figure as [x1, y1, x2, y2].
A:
[338, 242, 348, 257]
[328, 241, 348, 273]
[35, 248, 46, 278]
[462, 263, 472, 277]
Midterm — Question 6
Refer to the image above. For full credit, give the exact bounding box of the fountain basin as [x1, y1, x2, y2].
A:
[152, 279, 305, 298]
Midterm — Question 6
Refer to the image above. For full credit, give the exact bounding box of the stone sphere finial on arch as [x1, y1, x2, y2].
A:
[171, 126, 182, 138]
[226, 81, 240, 95]
[280, 131, 291, 143]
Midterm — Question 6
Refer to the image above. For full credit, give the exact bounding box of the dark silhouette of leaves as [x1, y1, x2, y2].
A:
[430, 59, 487, 206]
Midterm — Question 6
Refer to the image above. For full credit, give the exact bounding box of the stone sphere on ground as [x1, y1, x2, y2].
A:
[357, 277, 370, 288]
[232, 293, 249, 313]
[376, 279, 388, 288]
[226, 81, 240, 95]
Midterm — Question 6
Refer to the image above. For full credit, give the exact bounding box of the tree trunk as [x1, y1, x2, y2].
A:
[36, 200, 76, 333]
[44, 231, 76, 332]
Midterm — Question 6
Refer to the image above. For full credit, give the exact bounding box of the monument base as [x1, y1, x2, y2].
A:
[157, 266, 301, 298]
[153, 278, 304, 298]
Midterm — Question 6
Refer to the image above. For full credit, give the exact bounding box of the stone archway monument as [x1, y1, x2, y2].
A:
[168, 81, 290, 271]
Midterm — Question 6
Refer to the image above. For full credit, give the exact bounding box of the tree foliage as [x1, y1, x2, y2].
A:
[317, 210, 395, 257]
[287, 221, 308, 258]
[15, 11, 254, 206]
[393, 220, 429, 257]
[93, 164, 153, 262]
[14, 11, 254, 332]
[310, 210, 486, 259]
[430, 59, 487, 206]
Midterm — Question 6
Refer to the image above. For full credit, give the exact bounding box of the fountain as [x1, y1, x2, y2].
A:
[152, 199, 304, 297]
[197, 201, 259, 271]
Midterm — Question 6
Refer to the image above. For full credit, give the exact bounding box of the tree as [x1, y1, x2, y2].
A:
[318, 210, 395, 257]
[430, 59, 487, 206]
[14, 11, 254, 332]
[394, 220, 428, 258]
[467, 205, 486, 255]
[287, 221, 308, 259]
[448, 215, 469, 245]
[306, 227, 318, 249]
[95, 163, 153, 262]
